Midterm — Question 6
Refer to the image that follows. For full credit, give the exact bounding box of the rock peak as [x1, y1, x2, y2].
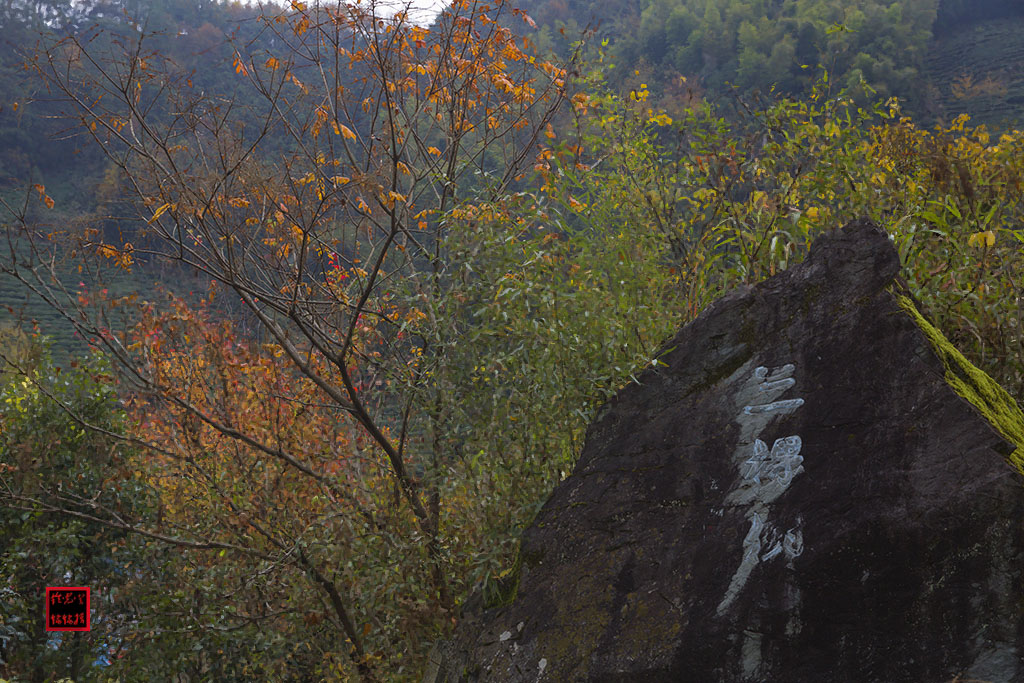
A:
[791, 216, 900, 299]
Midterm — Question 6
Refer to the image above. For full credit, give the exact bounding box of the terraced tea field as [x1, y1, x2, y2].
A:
[924, 16, 1024, 130]
[0, 240, 194, 368]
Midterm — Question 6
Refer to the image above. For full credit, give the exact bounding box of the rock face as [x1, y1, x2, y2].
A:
[437, 218, 1024, 682]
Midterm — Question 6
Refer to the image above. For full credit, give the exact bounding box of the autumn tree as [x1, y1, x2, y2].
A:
[2, 0, 576, 677]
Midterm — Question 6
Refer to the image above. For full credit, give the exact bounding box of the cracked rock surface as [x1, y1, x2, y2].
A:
[432, 219, 1024, 682]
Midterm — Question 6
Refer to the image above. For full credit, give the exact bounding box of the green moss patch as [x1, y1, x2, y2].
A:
[896, 294, 1024, 476]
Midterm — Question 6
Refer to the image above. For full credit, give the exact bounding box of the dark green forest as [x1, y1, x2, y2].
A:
[2, 0, 1024, 680]
[522, 0, 1024, 126]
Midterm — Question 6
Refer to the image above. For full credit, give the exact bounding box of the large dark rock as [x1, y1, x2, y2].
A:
[434, 219, 1024, 682]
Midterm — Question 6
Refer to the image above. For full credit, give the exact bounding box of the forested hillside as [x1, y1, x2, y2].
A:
[521, 0, 1024, 126]
[0, 0, 276, 360]
[2, 0, 1024, 680]
[0, 0, 268, 204]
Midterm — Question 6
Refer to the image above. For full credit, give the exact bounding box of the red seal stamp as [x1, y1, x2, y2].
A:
[45, 587, 91, 632]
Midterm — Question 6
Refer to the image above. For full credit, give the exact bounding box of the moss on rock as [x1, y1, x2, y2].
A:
[895, 293, 1024, 475]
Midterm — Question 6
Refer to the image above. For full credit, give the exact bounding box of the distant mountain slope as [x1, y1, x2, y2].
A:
[923, 16, 1024, 129]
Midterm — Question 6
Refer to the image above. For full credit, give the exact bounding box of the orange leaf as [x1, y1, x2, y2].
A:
[44, 195, 54, 209]
[427, 146, 441, 156]
[265, 57, 280, 71]
[338, 124, 357, 141]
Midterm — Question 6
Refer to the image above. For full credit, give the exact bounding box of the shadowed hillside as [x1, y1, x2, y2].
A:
[923, 16, 1024, 129]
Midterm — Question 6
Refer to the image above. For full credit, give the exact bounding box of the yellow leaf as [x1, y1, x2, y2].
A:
[331, 176, 350, 186]
[650, 112, 674, 126]
[427, 146, 441, 156]
[967, 230, 995, 247]
[338, 124, 357, 141]
[266, 57, 280, 71]
[396, 161, 411, 175]
[148, 203, 173, 224]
